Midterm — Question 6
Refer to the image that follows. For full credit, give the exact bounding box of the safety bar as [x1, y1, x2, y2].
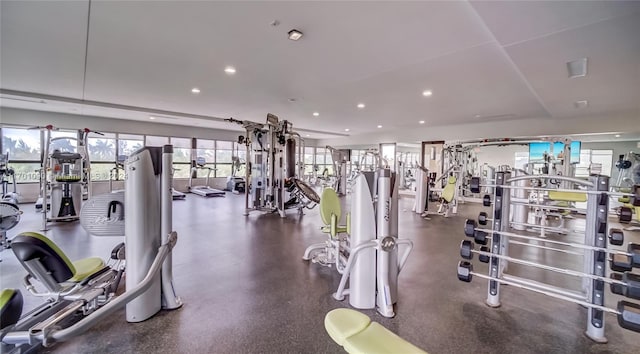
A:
[333, 240, 378, 300]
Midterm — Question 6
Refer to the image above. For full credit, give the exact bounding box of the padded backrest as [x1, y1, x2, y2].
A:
[1, 289, 23, 329]
[11, 232, 76, 283]
[442, 176, 457, 203]
[320, 188, 341, 226]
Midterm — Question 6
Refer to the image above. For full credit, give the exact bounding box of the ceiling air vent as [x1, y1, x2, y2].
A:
[567, 58, 588, 78]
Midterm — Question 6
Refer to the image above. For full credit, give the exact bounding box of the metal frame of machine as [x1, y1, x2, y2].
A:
[227, 113, 318, 217]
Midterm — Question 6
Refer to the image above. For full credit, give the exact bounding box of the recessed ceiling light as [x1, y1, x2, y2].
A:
[305, 134, 310, 137]
[615, 134, 621, 138]
[357, 103, 365, 109]
[313, 112, 319, 117]
[191, 87, 200, 94]
[377, 125, 382, 128]
[224, 66, 236, 74]
[345, 128, 350, 132]
[149, 116, 156, 120]
[419, 120, 425, 124]
[422, 90, 433, 97]
[288, 29, 303, 41]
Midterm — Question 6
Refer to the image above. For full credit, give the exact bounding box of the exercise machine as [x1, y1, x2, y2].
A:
[1, 153, 22, 255]
[326, 146, 349, 196]
[188, 157, 225, 197]
[227, 114, 319, 217]
[171, 167, 186, 200]
[333, 169, 414, 317]
[225, 156, 246, 194]
[1, 145, 181, 351]
[36, 126, 97, 230]
[108, 155, 126, 193]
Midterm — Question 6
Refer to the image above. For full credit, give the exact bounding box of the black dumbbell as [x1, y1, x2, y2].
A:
[457, 261, 473, 282]
[470, 177, 481, 194]
[460, 240, 474, 260]
[464, 219, 477, 237]
[464, 219, 488, 245]
[479, 246, 490, 263]
[620, 207, 633, 223]
[610, 273, 640, 300]
[483, 194, 491, 207]
[479, 212, 491, 225]
[610, 243, 640, 272]
[609, 228, 624, 246]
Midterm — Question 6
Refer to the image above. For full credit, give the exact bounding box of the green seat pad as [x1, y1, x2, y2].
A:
[548, 191, 586, 202]
[325, 308, 427, 354]
[320, 188, 341, 226]
[442, 176, 456, 203]
[343, 322, 427, 354]
[325, 308, 371, 346]
[0, 289, 17, 309]
[70, 257, 105, 282]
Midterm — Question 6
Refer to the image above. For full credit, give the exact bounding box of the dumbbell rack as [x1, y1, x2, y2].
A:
[458, 172, 640, 342]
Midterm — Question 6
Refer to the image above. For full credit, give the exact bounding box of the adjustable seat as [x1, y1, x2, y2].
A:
[11, 232, 105, 292]
[302, 188, 350, 264]
[325, 308, 427, 354]
[319, 188, 349, 237]
[0, 289, 23, 329]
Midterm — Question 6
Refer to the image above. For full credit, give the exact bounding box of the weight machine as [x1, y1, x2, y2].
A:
[326, 145, 349, 196]
[331, 169, 414, 317]
[0, 153, 21, 254]
[1, 145, 181, 351]
[36, 126, 98, 231]
[227, 114, 319, 217]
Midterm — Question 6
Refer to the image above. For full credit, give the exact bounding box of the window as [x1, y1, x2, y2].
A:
[215, 141, 233, 177]
[49, 130, 78, 152]
[195, 139, 215, 178]
[118, 134, 143, 157]
[514, 152, 529, 170]
[1, 127, 42, 183]
[1, 127, 41, 161]
[304, 147, 315, 175]
[88, 132, 116, 181]
[171, 137, 192, 179]
[575, 149, 613, 177]
[145, 135, 169, 147]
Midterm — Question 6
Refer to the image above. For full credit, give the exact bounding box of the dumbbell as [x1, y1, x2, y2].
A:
[478, 212, 492, 225]
[610, 272, 640, 300]
[610, 243, 640, 272]
[483, 195, 491, 207]
[470, 177, 481, 194]
[620, 207, 633, 223]
[609, 228, 624, 246]
[464, 220, 488, 245]
[460, 240, 490, 263]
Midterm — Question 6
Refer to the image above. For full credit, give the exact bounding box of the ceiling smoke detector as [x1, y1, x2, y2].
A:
[288, 29, 303, 41]
[567, 58, 587, 78]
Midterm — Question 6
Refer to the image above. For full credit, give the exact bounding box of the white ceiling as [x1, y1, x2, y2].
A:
[1, 1, 639, 141]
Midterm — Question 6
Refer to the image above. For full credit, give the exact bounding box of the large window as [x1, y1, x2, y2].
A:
[304, 147, 315, 175]
[171, 137, 192, 178]
[195, 139, 215, 178]
[88, 132, 117, 181]
[575, 149, 613, 177]
[215, 141, 233, 177]
[118, 134, 144, 157]
[1, 127, 41, 183]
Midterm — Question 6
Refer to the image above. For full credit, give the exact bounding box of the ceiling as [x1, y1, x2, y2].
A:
[1, 1, 639, 142]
